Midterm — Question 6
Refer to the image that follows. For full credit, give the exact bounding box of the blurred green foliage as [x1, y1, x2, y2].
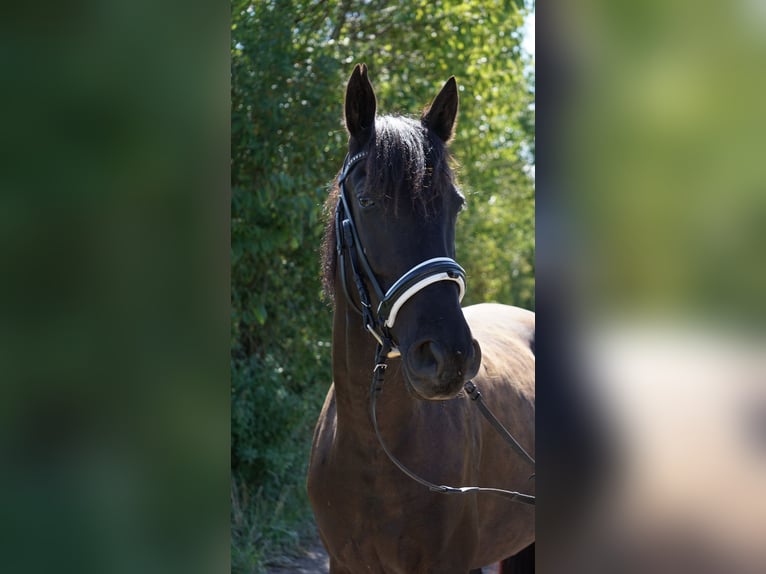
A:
[1, 2, 229, 574]
[538, 3, 766, 570]
[231, 1, 534, 569]
[559, 0, 766, 325]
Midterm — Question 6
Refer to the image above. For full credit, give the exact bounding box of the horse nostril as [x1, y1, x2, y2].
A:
[409, 339, 445, 378]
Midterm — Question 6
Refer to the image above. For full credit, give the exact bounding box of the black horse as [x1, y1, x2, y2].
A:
[308, 64, 535, 573]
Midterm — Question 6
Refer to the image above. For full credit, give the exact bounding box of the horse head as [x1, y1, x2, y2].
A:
[336, 64, 482, 400]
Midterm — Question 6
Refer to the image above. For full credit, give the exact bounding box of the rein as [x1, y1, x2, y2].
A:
[370, 343, 535, 505]
[335, 152, 535, 505]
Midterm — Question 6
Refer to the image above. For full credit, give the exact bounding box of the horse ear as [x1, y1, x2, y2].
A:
[344, 64, 376, 147]
[422, 76, 459, 143]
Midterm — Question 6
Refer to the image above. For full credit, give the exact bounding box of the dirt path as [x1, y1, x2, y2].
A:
[263, 540, 501, 573]
[264, 539, 329, 574]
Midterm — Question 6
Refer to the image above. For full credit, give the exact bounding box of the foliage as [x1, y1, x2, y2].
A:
[231, 1, 534, 570]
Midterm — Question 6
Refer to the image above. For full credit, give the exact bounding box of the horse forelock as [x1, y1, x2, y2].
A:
[321, 114, 458, 302]
[371, 115, 454, 215]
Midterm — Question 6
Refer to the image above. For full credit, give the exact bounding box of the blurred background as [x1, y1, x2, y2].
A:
[0, 1, 229, 573]
[537, 0, 766, 572]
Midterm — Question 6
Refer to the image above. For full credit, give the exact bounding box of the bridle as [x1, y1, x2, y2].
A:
[335, 151, 535, 506]
[335, 150, 467, 356]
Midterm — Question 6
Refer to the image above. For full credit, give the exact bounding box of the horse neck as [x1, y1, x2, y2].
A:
[331, 295, 414, 434]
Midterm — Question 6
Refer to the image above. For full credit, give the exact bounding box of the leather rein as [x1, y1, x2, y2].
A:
[335, 151, 535, 506]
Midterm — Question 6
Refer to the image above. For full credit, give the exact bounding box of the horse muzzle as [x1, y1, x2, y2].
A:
[403, 337, 482, 400]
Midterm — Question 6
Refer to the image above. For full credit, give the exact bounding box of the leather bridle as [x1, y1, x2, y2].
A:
[335, 150, 467, 356]
[335, 151, 535, 505]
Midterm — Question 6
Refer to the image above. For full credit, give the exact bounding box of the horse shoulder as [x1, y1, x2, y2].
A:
[463, 303, 535, 390]
[461, 302, 535, 456]
[463, 303, 534, 354]
[462, 303, 536, 562]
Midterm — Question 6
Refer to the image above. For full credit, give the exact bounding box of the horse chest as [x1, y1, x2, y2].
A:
[312, 432, 421, 527]
[310, 435, 479, 572]
[318, 487, 473, 574]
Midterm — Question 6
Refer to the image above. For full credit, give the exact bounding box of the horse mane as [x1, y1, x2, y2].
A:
[321, 115, 458, 301]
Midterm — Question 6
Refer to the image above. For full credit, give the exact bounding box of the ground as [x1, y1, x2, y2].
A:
[264, 538, 329, 574]
[264, 539, 502, 573]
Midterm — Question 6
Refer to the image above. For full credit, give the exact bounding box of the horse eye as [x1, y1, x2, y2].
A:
[358, 196, 375, 208]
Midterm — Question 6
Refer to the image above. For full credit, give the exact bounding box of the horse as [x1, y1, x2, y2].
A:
[307, 64, 535, 574]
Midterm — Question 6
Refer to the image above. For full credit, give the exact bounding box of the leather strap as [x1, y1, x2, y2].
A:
[370, 346, 535, 506]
